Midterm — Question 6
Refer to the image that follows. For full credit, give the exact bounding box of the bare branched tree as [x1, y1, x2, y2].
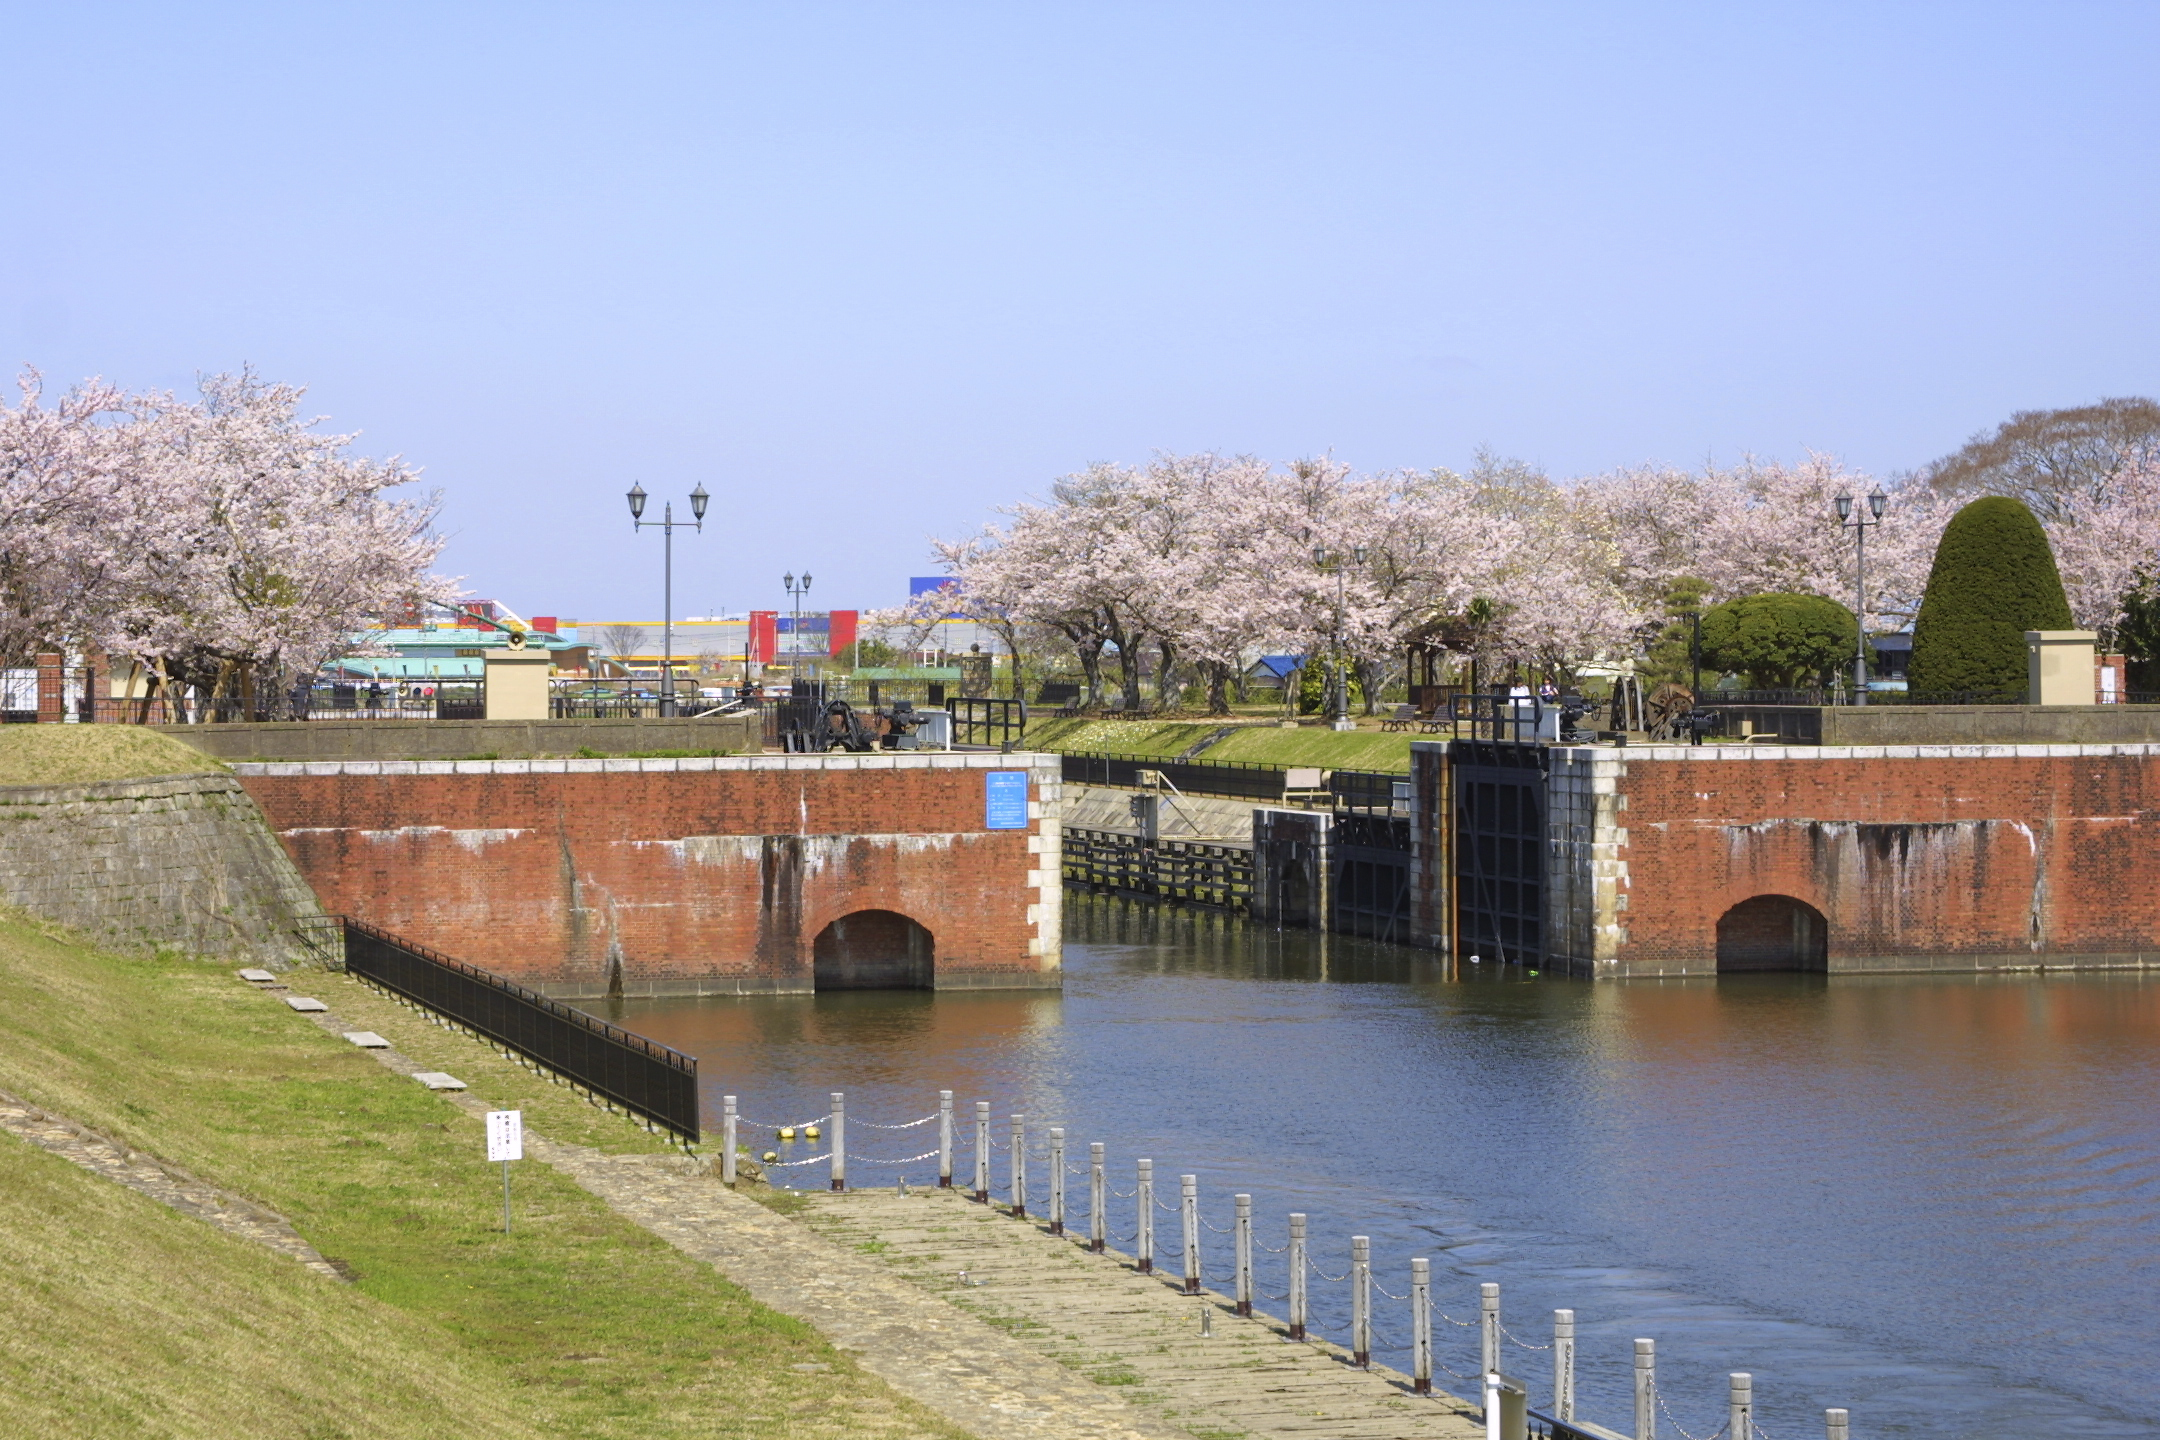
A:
[1909, 397, 2160, 524]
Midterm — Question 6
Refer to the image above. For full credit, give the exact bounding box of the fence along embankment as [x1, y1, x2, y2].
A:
[335, 918, 700, 1142]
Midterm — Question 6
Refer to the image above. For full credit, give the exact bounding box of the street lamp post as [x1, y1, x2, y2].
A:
[1312, 545, 1367, 732]
[626, 483, 708, 717]
[1834, 488, 1888, 706]
[783, 571, 814, 682]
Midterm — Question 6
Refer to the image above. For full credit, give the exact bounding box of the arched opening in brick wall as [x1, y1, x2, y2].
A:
[813, 910, 935, 990]
[1715, 895, 1829, 973]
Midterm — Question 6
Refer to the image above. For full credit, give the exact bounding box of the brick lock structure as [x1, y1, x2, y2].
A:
[1481, 742, 2160, 977]
[237, 752, 1062, 996]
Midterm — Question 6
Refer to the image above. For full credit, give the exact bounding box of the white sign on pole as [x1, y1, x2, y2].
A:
[487, 1109, 524, 1163]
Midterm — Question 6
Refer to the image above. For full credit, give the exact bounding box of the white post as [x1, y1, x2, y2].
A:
[830, 1092, 845, 1192]
[1089, 1142, 1106, 1251]
[1825, 1407, 1849, 1440]
[1411, 1256, 1432, 1395]
[1351, 1235, 1371, 1366]
[1634, 1339, 1656, 1440]
[1048, 1127, 1065, 1234]
[1287, 1212, 1308, 1339]
[1010, 1114, 1026, 1217]
[1480, 1281, 1500, 1385]
[938, 1090, 953, 1188]
[1484, 1372, 1504, 1440]
[973, 1102, 990, 1202]
[721, 1095, 738, 1187]
[1180, 1175, 1200, 1294]
[1136, 1159, 1154, 1273]
[1554, 1309, 1575, 1421]
[1729, 1373, 1752, 1440]
[1233, 1194, 1253, 1317]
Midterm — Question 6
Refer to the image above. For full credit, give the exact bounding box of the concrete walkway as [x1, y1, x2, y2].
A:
[799, 1187, 1487, 1440]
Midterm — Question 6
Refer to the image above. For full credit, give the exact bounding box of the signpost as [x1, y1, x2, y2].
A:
[487, 1110, 523, 1233]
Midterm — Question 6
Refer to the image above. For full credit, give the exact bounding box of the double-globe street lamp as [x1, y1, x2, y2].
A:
[626, 482, 708, 717]
[1312, 545, 1367, 731]
[1834, 487, 1888, 705]
[783, 571, 813, 682]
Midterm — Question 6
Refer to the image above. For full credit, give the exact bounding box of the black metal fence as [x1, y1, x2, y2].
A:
[338, 917, 700, 1142]
[1330, 770, 1406, 812]
[1528, 1409, 1631, 1440]
[948, 696, 1027, 747]
[1060, 752, 1299, 801]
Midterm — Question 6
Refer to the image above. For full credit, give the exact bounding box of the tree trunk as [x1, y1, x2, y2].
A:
[1155, 639, 1180, 712]
[1205, 660, 1232, 715]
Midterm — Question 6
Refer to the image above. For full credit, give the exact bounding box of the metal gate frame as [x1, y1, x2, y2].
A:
[1450, 738, 1548, 968]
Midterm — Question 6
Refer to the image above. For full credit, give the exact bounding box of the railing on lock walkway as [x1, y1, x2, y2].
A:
[335, 917, 700, 1142]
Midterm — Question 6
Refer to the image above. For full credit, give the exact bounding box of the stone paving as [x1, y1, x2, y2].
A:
[797, 1187, 1487, 1440]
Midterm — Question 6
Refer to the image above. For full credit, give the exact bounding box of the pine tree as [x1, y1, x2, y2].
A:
[1908, 497, 2074, 696]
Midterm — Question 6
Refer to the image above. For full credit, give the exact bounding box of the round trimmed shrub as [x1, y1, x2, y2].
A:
[1698, 592, 1858, 690]
[1908, 497, 2073, 696]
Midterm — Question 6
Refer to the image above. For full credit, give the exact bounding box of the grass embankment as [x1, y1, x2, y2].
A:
[1022, 715, 1415, 772]
[0, 726, 225, 786]
[0, 915, 970, 1440]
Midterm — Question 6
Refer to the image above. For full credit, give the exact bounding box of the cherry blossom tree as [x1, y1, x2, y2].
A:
[0, 373, 143, 663]
[0, 368, 452, 717]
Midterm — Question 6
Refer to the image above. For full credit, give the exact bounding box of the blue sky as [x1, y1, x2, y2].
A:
[4, 3, 2156, 620]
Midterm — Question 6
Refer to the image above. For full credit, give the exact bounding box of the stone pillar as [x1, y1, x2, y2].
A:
[482, 649, 553, 720]
[2026, 630, 2098, 706]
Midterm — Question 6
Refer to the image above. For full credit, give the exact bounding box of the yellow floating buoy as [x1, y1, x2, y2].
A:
[762, 1150, 779, 1163]
[778, 1126, 796, 1141]
[803, 1124, 822, 1140]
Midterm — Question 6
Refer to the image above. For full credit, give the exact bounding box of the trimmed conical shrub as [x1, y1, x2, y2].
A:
[1908, 496, 2073, 696]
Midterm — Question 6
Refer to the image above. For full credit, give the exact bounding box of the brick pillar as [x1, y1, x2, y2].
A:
[85, 652, 109, 723]
[35, 652, 64, 723]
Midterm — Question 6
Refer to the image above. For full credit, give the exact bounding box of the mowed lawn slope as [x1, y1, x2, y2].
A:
[0, 916, 973, 1440]
[0, 725, 225, 786]
[0, 1134, 541, 1440]
[1022, 715, 1416, 772]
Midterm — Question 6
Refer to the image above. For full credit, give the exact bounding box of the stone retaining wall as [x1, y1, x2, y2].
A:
[0, 774, 325, 966]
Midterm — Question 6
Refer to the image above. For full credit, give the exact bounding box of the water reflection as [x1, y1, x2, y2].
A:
[591, 894, 2160, 1440]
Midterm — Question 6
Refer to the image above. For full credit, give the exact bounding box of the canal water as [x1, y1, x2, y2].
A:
[593, 895, 2160, 1439]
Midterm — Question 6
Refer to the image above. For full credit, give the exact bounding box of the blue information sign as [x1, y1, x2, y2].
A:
[984, 771, 1029, 830]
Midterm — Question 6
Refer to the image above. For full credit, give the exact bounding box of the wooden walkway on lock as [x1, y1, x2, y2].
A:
[797, 1185, 1485, 1440]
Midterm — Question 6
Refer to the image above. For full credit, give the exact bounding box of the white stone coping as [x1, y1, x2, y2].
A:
[1549, 742, 2160, 762]
[341, 1031, 390, 1048]
[232, 751, 1061, 778]
[283, 996, 329, 1012]
[410, 1072, 466, 1090]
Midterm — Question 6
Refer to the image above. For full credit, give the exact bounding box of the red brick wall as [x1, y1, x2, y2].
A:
[237, 756, 1059, 995]
[1614, 747, 2160, 974]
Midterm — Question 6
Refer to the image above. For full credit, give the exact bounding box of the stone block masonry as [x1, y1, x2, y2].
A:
[237, 752, 1063, 997]
[1545, 742, 2160, 977]
[0, 775, 326, 967]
